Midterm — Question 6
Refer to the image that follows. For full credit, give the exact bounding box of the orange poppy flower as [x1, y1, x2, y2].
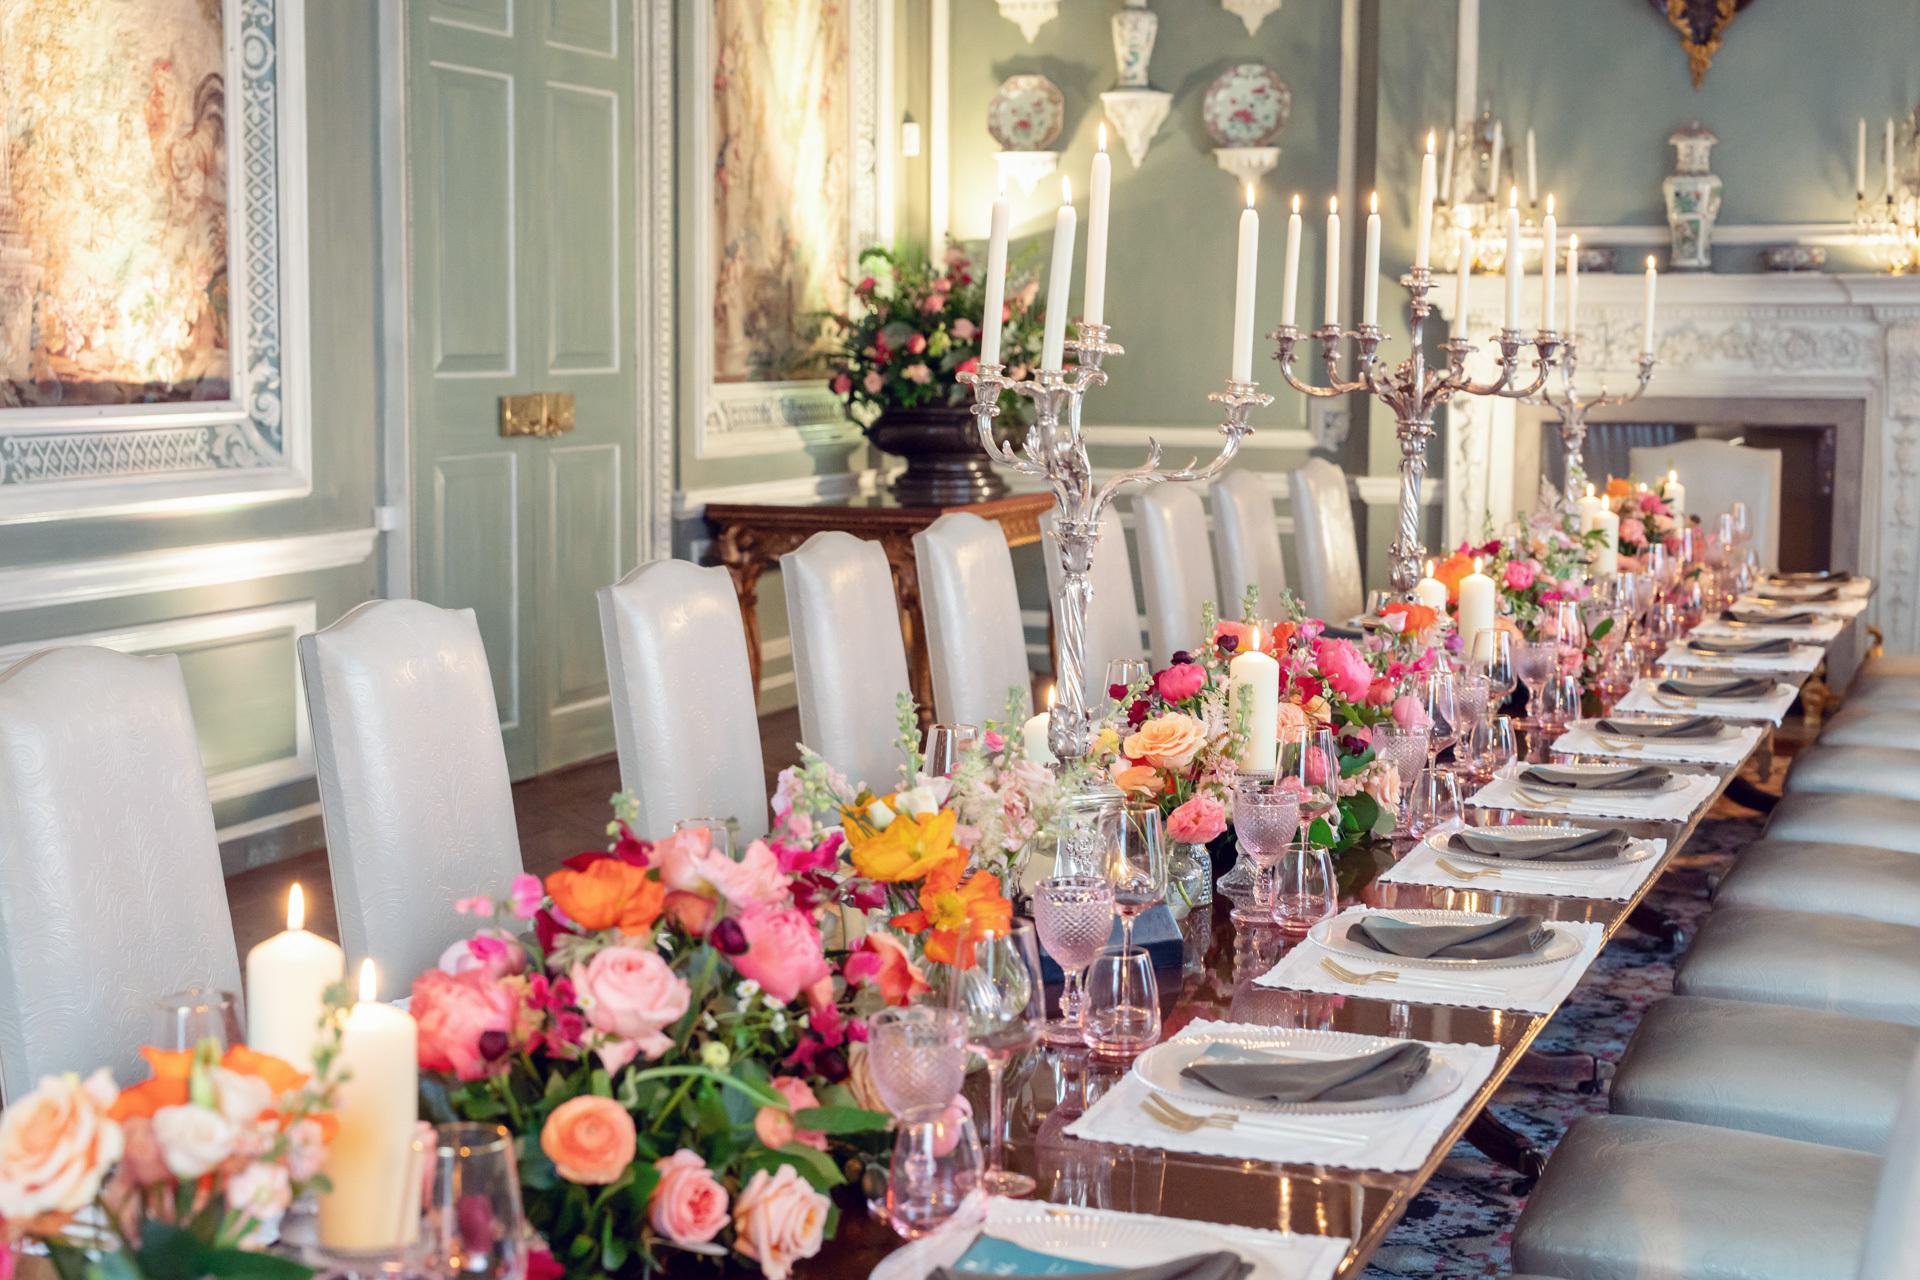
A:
[546, 858, 666, 935]
[111, 1044, 311, 1122]
[891, 858, 1013, 969]
[1432, 552, 1476, 604]
[847, 807, 961, 883]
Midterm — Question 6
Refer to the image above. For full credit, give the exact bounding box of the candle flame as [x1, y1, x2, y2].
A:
[1546, 193, 1556, 216]
[1426, 129, 1436, 154]
[1426, 558, 1435, 576]
[1061, 175, 1073, 206]
[1586, 482, 1595, 498]
[287, 882, 305, 932]
[1369, 190, 1378, 215]
[1329, 195, 1339, 214]
[1291, 193, 1302, 214]
[1245, 183, 1256, 210]
[1509, 186, 1519, 209]
[358, 958, 378, 1003]
[1647, 255, 1657, 271]
[1045, 682, 1057, 711]
[1098, 122, 1108, 153]
[1569, 232, 1579, 252]
[1473, 556, 1483, 572]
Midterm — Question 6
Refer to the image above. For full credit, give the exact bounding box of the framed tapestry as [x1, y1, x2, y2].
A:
[0, 0, 309, 521]
[688, 0, 890, 460]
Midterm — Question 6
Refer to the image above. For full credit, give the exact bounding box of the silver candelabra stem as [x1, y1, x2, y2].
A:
[1271, 267, 1563, 596]
[1528, 340, 1657, 513]
[961, 322, 1272, 765]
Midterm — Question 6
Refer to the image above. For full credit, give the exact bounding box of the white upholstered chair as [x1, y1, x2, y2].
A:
[599, 560, 768, 842]
[1210, 468, 1288, 618]
[1135, 486, 1217, 664]
[1628, 437, 1783, 569]
[1040, 511, 1144, 705]
[912, 513, 1032, 728]
[299, 600, 524, 999]
[1290, 458, 1366, 622]
[0, 648, 241, 1097]
[782, 531, 913, 792]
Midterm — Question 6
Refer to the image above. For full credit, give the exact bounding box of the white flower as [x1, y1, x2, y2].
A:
[225, 1161, 293, 1245]
[864, 798, 897, 830]
[736, 979, 761, 1001]
[152, 1104, 240, 1179]
[894, 775, 953, 818]
[284, 1118, 327, 1182]
[208, 1066, 275, 1125]
[769, 1012, 788, 1036]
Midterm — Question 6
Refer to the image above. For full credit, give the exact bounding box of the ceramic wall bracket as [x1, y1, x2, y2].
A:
[1100, 89, 1172, 168]
[1223, 0, 1283, 35]
[998, 0, 1058, 42]
[1213, 146, 1282, 185]
[995, 149, 1062, 196]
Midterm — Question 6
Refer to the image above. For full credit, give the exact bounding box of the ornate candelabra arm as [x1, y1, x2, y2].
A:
[1092, 379, 1274, 513]
[1445, 328, 1529, 397]
[960, 365, 1046, 476]
[1270, 325, 1369, 398]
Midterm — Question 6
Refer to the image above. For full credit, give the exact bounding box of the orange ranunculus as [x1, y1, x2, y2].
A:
[847, 808, 960, 883]
[1108, 762, 1163, 795]
[1605, 477, 1632, 501]
[891, 859, 1013, 969]
[221, 1044, 308, 1099]
[1432, 552, 1476, 604]
[1379, 601, 1438, 637]
[546, 859, 666, 935]
[1211, 620, 1256, 655]
[540, 1095, 637, 1186]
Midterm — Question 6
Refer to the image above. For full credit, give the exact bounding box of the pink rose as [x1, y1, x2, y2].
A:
[862, 370, 884, 394]
[1274, 701, 1310, 739]
[1314, 637, 1372, 702]
[571, 946, 690, 1072]
[732, 905, 831, 1004]
[843, 933, 930, 1007]
[1166, 794, 1227, 844]
[648, 1150, 729, 1246]
[413, 969, 519, 1080]
[1501, 560, 1536, 591]
[952, 317, 978, 341]
[905, 333, 927, 355]
[829, 372, 852, 395]
[1153, 663, 1206, 702]
[753, 1077, 827, 1152]
[732, 1166, 829, 1280]
[1618, 516, 1647, 546]
[1390, 694, 1429, 731]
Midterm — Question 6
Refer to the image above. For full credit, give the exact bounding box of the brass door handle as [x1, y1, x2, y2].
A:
[499, 391, 576, 438]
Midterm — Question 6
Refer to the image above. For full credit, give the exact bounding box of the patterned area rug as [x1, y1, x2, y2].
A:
[1360, 788, 1770, 1279]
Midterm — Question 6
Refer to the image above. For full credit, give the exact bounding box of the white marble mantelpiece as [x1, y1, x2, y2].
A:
[1436, 272, 1920, 657]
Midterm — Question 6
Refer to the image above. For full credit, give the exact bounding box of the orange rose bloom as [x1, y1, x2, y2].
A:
[546, 859, 665, 935]
[1122, 713, 1208, 770]
[1108, 762, 1163, 795]
[541, 1095, 637, 1185]
[1605, 477, 1632, 501]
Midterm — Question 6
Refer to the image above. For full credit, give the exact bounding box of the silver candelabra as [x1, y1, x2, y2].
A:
[962, 323, 1272, 764]
[1528, 340, 1657, 515]
[1272, 268, 1562, 595]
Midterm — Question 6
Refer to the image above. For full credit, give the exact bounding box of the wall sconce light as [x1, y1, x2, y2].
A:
[901, 113, 922, 159]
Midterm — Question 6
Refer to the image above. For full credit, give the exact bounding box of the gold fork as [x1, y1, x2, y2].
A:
[1138, 1092, 1363, 1144]
[1435, 857, 1500, 881]
[1318, 955, 1507, 995]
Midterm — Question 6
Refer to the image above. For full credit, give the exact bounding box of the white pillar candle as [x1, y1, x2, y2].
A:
[1590, 508, 1620, 576]
[1488, 121, 1503, 202]
[1022, 685, 1055, 765]
[1361, 192, 1382, 326]
[1227, 633, 1280, 775]
[1454, 228, 1472, 323]
[1858, 117, 1869, 196]
[1641, 256, 1658, 358]
[1503, 189, 1522, 330]
[1439, 126, 1455, 204]
[1280, 194, 1303, 327]
[1323, 196, 1341, 327]
[1413, 560, 1449, 611]
[1565, 232, 1580, 343]
[1415, 131, 1438, 269]
[1888, 118, 1898, 197]
[1040, 178, 1077, 372]
[1665, 468, 1686, 518]
[1576, 483, 1603, 529]
[1232, 184, 1260, 381]
[1539, 194, 1557, 332]
[980, 186, 1011, 366]
[245, 884, 344, 1073]
[318, 961, 420, 1253]
[1085, 126, 1113, 326]
[1456, 559, 1497, 658]
[1525, 128, 1538, 208]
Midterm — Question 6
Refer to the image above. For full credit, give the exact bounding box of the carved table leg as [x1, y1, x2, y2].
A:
[1465, 1110, 1548, 1186]
[715, 526, 770, 706]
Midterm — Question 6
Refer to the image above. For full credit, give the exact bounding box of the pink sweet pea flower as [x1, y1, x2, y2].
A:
[509, 874, 545, 921]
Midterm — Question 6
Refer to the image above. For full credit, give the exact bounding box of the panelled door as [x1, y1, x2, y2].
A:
[408, 0, 636, 777]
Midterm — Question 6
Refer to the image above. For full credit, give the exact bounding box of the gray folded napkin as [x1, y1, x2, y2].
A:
[1657, 675, 1775, 699]
[1722, 608, 1818, 626]
[1755, 587, 1839, 603]
[1770, 571, 1854, 584]
[931, 1242, 1253, 1280]
[1179, 1040, 1431, 1103]
[1594, 715, 1725, 739]
[1686, 636, 1795, 656]
[1520, 763, 1671, 792]
[1350, 912, 1551, 959]
[1444, 827, 1632, 862]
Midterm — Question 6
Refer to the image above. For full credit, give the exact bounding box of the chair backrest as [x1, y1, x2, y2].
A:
[599, 560, 769, 842]
[1627, 438, 1783, 569]
[1210, 468, 1288, 618]
[0, 648, 240, 1097]
[1290, 457, 1365, 622]
[1040, 510, 1144, 704]
[1135, 486, 1218, 665]
[299, 600, 523, 998]
[1857, 1045, 1920, 1279]
[912, 513, 1032, 728]
[782, 531, 913, 794]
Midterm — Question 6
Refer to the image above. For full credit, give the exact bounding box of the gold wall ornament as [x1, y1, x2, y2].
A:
[498, 392, 576, 439]
[1657, 0, 1754, 89]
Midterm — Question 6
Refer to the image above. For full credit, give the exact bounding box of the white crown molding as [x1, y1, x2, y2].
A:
[0, 526, 377, 614]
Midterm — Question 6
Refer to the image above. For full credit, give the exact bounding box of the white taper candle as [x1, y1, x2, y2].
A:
[1324, 196, 1341, 327]
[1085, 126, 1113, 326]
[1503, 188, 1521, 330]
[1525, 128, 1538, 207]
[1362, 192, 1381, 326]
[1540, 194, 1557, 332]
[1641, 255, 1658, 358]
[1040, 177, 1076, 372]
[1565, 233, 1580, 344]
[1488, 121, 1504, 202]
[1415, 131, 1438, 269]
[1280, 194, 1302, 327]
[980, 185, 1011, 366]
[1454, 228, 1472, 324]
[1232, 184, 1259, 382]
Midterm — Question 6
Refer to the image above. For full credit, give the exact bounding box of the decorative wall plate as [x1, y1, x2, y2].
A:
[1201, 64, 1290, 149]
[988, 74, 1066, 150]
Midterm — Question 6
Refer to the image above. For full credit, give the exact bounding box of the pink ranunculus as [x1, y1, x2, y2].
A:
[732, 904, 831, 1005]
[862, 370, 884, 395]
[952, 317, 978, 341]
[648, 1150, 729, 1247]
[905, 333, 927, 355]
[753, 1077, 827, 1152]
[413, 969, 519, 1081]
[732, 1165, 829, 1280]
[1501, 559, 1536, 591]
[902, 363, 932, 384]
[1618, 516, 1647, 546]
[571, 946, 690, 1072]
[842, 933, 930, 1007]
[1390, 694, 1429, 731]
[1364, 677, 1396, 706]
[829, 372, 852, 395]
[1313, 637, 1373, 702]
[1166, 793, 1228, 844]
[1153, 662, 1206, 703]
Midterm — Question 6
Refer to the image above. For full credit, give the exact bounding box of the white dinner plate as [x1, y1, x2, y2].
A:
[1131, 1027, 1466, 1117]
[870, 1203, 1293, 1280]
[1310, 908, 1584, 971]
[1422, 825, 1657, 871]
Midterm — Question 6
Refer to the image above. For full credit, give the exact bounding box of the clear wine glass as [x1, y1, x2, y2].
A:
[1407, 768, 1464, 839]
[1465, 715, 1519, 783]
[1541, 672, 1583, 735]
[1279, 727, 1340, 840]
[1109, 802, 1169, 954]
[673, 817, 733, 859]
[1730, 501, 1751, 551]
[1453, 672, 1491, 730]
[1034, 877, 1115, 1045]
[156, 987, 242, 1053]
[1368, 724, 1430, 833]
[1513, 640, 1556, 730]
[943, 924, 1045, 1198]
[1418, 672, 1459, 771]
[1549, 600, 1587, 676]
[1468, 629, 1517, 710]
[417, 1123, 528, 1280]
[1230, 778, 1300, 925]
[922, 724, 980, 778]
[1105, 658, 1150, 707]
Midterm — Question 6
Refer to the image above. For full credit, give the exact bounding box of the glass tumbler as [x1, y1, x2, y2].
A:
[417, 1123, 528, 1280]
[1270, 839, 1338, 935]
[156, 986, 243, 1054]
[1407, 768, 1464, 839]
[885, 1110, 983, 1239]
[1083, 946, 1161, 1061]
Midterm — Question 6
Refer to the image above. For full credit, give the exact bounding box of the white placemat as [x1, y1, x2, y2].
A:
[1612, 677, 1799, 724]
[1063, 1019, 1499, 1173]
[1553, 718, 1765, 766]
[1734, 592, 1868, 620]
[1253, 912, 1607, 1013]
[1689, 616, 1845, 644]
[872, 1195, 1353, 1280]
[1467, 768, 1720, 822]
[1377, 834, 1669, 900]
[1657, 641, 1824, 674]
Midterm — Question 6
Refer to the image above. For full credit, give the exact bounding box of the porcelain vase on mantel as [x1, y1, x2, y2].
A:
[1102, 0, 1171, 167]
[1662, 122, 1722, 270]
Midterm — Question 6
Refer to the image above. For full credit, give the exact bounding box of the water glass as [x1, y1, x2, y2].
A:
[416, 1123, 528, 1280]
[673, 817, 733, 858]
[1034, 877, 1115, 1045]
[1453, 673, 1492, 730]
[1083, 946, 1161, 1060]
[868, 1006, 968, 1120]
[156, 987, 242, 1053]
[1407, 768, 1464, 839]
[1549, 600, 1586, 674]
[885, 1110, 983, 1239]
[1231, 779, 1300, 925]
[944, 924, 1045, 1197]
[1279, 726, 1340, 836]
[1513, 640, 1556, 727]
[922, 723, 980, 777]
[1368, 724, 1429, 833]
[1540, 672, 1584, 734]
[1467, 629, 1517, 707]
[1109, 803, 1169, 953]
[1418, 672, 1459, 768]
[1270, 840, 1338, 935]
[1464, 715, 1519, 784]
[1105, 657, 1150, 704]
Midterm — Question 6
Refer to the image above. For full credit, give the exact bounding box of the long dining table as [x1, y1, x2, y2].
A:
[806, 582, 1868, 1279]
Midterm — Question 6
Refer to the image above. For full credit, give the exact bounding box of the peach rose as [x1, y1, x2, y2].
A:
[571, 946, 690, 1072]
[648, 1149, 728, 1247]
[731, 1165, 829, 1280]
[753, 1077, 826, 1152]
[1108, 762, 1163, 795]
[539, 1095, 636, 1186]
[0, 1070, 124, 1222]
[1166, 794, 1227, 844]
[1123, 713, 1207, 770]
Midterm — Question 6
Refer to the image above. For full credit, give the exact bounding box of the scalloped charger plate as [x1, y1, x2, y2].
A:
[1132, 1027, 1467, 1117]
